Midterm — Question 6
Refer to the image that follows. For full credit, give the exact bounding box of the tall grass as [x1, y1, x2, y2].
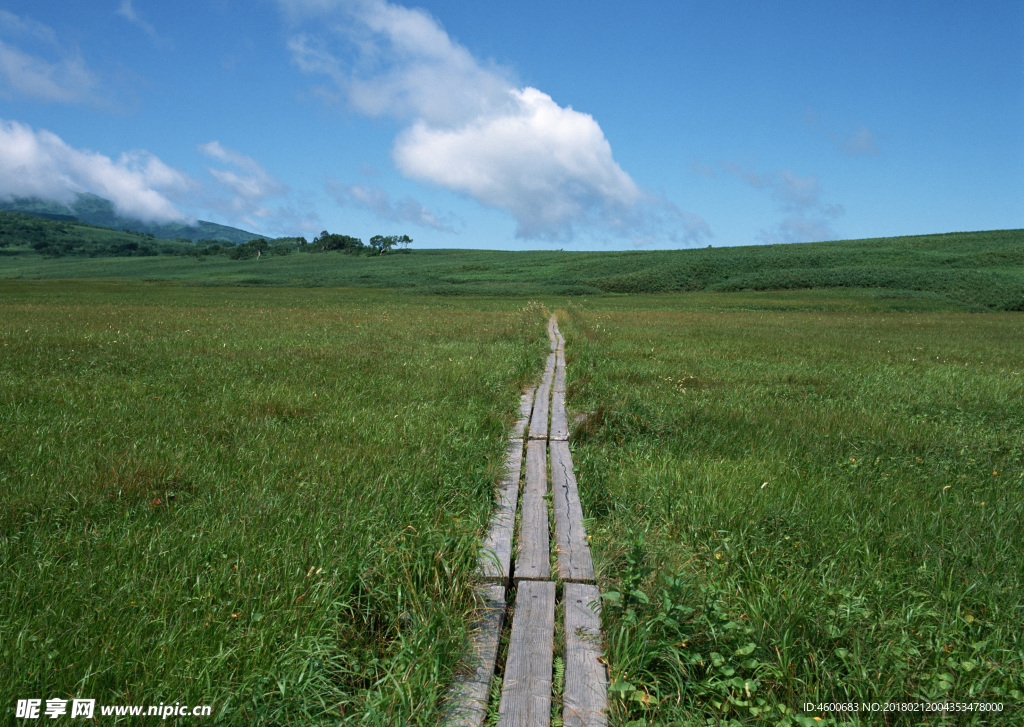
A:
[559, 293, 1024, 725]
[1, 228, 1021, 310]
[0, 281, 548, 724]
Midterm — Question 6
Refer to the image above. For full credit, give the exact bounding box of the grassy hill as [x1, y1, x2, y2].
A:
[0, 194, 267, 243]
[1, 228, 1020, 310]
[0, 211, 198, 257]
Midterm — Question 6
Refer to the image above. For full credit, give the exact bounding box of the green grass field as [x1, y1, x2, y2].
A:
[2, 231, 1022, 726]
[2, 228, 1022, 310]
[0, 281, 548, 724]
[558, 294, 1024, 725]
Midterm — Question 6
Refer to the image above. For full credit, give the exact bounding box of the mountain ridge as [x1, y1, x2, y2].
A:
[0, 193, 267, 244]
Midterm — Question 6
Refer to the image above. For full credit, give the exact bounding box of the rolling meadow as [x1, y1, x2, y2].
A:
[2, 228, 1022, 725]
[559, 293, 1024, 725]
[0, 282, 547, 724]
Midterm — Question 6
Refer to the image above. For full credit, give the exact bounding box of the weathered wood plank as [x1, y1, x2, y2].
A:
[444, 584, 507, 726]
[498, 581, 556, 727]
[563, 583, 607, 727]
[479, 440, 524, 582]
[549, 390, 569, 442]
[551, 319, 565, 351]
[548, 316, 558, 351]
[528, 354, 555, 441]
[553, 349, 566, 394]
[514, 388, 535, 439]
[528, 383, 549, 441]
[515, 440, 549, 581]
[550, 441, 594, 582]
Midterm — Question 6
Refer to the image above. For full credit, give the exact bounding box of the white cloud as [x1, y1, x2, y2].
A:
[198, 141, 289, 229]
[393, 87, 642, 239]
[0, 11, 101, 104]
[0, 118, 192, 223]
[280, 0, 703, 243]
[326, 178, 458, 232]
[721, 162, 844, 244]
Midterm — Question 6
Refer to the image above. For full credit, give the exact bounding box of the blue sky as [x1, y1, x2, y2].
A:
[0, 0, 1021, 249]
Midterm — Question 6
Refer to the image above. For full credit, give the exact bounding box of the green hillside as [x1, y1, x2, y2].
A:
[0, 194, 266, 243]
[0, 211, 197, 257]
[1, 227, 1021, 311]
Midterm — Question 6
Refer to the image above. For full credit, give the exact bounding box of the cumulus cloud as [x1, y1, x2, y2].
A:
[198, 141, 288, 227]
[393, 87, 642, 239]
[0, 11, 102, 104]
[0, 118, 193, 223]
[280, 0, 703, 243]
[721, 162, 844, 244]
[326, 177, 458, 232]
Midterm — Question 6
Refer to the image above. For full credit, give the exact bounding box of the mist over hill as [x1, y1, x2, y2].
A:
[0, 194, 266, 244]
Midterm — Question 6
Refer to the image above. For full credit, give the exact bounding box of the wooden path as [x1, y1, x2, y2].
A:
[446, 316, 607, 727]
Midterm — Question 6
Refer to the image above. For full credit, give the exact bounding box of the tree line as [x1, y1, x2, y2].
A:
[213, 232, 414, 259]
[305, 232, 413, 255]
[0, 212, 414, 260]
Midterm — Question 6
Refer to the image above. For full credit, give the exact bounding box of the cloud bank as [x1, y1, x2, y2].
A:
[282, 0, 707, 243]
[0, 118, 192, 223]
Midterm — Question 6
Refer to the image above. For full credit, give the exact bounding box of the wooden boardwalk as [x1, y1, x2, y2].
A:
[550, 441, 594, 583]
[447, 315, 607, 726]
[479, 440, 524, 583]
[515, 440, 550, 581]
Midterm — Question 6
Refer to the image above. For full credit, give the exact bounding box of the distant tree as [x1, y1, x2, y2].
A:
[227, 241, 257, 260]
[370, 234, 408, 255]
[367, 234, 412, 255]
[313, 231, 364, 253]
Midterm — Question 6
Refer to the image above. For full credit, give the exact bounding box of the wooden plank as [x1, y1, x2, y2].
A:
[553, 349, 566, 394]
[563, 583, 608, 727]
[444, 585, 507, 726]
[551, 319, 565, 351]
[548, 316, 558, 351]
[528, 382, 549, 441]
[498, 581, 556, 727]
[514, 388, 534, 439]
[549, 391, 569, 442]
[479, 440, 524, 582]
[550, 441, 594, 582]
[515, 440, 549, 581]
[528, 354, 555, 441]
